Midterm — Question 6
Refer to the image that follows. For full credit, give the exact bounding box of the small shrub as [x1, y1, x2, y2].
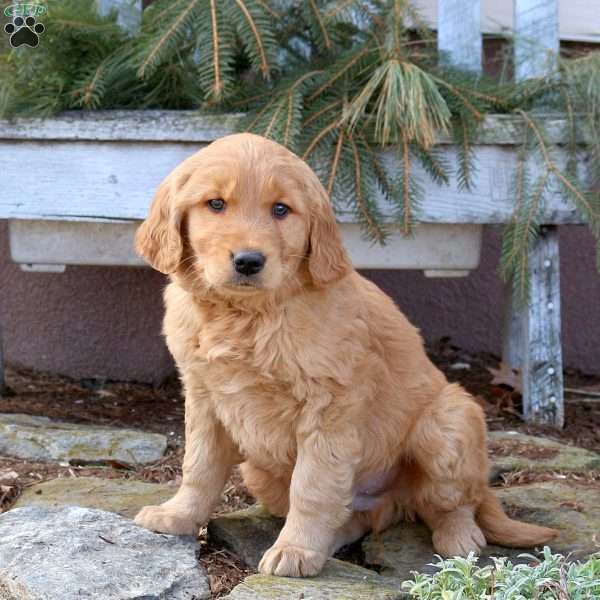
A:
[402, 548, 600, 599]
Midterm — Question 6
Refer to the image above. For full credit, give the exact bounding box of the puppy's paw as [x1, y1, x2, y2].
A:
[432, 519, 486, 557]
[134, 505, 199, 536]
[258, 543, 327, 577]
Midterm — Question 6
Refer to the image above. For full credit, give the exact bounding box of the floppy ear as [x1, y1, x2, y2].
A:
[308, 191, 352, 287]
[135, 179, 183, 274]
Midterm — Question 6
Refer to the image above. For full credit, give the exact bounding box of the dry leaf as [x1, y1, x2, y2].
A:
[0, 470, 19, 481]
[488, 362, 522, 393]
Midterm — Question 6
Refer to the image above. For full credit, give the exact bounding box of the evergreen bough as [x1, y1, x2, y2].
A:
[1, 0, 599, 302]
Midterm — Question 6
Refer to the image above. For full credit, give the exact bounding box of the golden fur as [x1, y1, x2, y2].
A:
[134, 133, 557, 577]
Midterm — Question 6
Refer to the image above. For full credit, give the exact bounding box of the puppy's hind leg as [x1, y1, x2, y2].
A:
[407, 383, 489, 557]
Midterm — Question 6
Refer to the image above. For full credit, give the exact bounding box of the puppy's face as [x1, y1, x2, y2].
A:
[184, 147, 309, 294]
[136, 133, 351, 296]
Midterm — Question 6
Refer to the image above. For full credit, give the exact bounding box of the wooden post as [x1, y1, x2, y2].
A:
[437, 0, 482, 72]
[96, 0, 142, 34]
[521, 226, 564, 426]
[506, 0, 563, 427]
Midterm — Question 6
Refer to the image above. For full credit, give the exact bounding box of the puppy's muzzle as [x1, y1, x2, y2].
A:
[233, 250, 266, 276]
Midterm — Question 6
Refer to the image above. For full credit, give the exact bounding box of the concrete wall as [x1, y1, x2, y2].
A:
[1, 220, 599, 383]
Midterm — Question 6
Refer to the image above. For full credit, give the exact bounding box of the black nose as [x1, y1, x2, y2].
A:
[233, 251, 266, 276]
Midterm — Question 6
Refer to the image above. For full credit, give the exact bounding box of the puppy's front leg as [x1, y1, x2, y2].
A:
[259, 428, 359, 577]
[135, 389, 238, 535]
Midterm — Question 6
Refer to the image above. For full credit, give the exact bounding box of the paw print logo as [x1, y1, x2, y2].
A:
[4, 15, 45, 48]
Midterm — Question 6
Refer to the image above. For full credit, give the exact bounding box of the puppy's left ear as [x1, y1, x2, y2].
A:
[308, 187, 352, 287]
[135, 177, 183, 274]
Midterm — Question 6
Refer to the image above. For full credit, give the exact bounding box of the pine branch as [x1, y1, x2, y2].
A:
[307, 45, 371, 102]
[518, 109, 600, 236]
[412, 143, 450, 186]
[346, 59, 451, 148]
[229, 0, 274, 78]
[137, 0, 201, 78]
[452, 114, 477, 191]
[401, 138, 412, 235]
[348, 134, 387, 243]
[306, 0, 332, 50]
[327, 129, 345, 196]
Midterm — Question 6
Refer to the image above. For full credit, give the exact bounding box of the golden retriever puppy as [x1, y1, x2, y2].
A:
[134, 133, 557, 577]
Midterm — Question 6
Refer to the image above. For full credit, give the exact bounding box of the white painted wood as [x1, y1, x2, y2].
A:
[96, 0, 142, 34]
[19, 264, 66, 273]
[0, 139, 581, 224]
[437, 0, 481, 72]
[522, 226, 564, 427]
[514, 0, 559, 80]
[0, 111, 245, 143]
[423, 270, 469, 277]
[414, 0, 600, 43]
[0, 112, 585, 145]
[8, 220, 483, 272]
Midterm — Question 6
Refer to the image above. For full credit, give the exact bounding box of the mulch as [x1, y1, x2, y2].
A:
[1, 339, 600, 597]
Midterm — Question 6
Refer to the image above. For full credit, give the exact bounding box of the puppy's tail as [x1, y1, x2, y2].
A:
[476, 488, 558, 548]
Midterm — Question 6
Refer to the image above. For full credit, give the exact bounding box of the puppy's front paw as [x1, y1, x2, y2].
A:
[134, 505, 199, 536]
[258, 543, 327, 577]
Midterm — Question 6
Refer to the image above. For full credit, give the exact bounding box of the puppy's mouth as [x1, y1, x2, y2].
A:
[225, 275, 264, 292]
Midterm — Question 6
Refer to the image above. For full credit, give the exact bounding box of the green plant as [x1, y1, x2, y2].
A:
[402, 549, 600, 599]
[1, 0, 599, 301]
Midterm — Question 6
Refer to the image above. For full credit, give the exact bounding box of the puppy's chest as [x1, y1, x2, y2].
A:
[192, 316, 310, 464]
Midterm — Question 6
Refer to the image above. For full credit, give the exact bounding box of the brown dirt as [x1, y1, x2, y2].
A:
[1, 340, 600, 597]
[488, 439, 561, 461]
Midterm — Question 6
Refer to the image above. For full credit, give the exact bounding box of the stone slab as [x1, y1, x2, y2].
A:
[0, 413, 167, 466]
[363, 482, 600, 580]
[13, 476, 175, 518]
[224, 559, 406, 600]
[208, 505, 284, 569]
[0, 505, 209, 599]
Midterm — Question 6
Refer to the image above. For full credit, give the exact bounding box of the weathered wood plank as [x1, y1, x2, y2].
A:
[8, 220, 483, 272]
[521, 227, 564, 427]
[437, 0, 482, 72]
[0, 140, 582, 224]
[514, 0, 560, 80]
[508, 0, 563, 427]
[0, 112, 588, 145]
[502, 288, 524, 370]
[0, 111, 245, 143]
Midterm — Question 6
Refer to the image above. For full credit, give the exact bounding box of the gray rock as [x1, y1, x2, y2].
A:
[0, 505, 209, 600]
[224, 559, 406, 600]
[489, 431, 600, 475]
[0, 413, 167, 466]
[13, 476, 175, 518]
[496, 482, 600, 558]
[208, 505, 284, 569]
[363, 482, 600, 580]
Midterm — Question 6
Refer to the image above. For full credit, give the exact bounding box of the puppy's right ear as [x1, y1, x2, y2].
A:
[135, 179, 183, 274]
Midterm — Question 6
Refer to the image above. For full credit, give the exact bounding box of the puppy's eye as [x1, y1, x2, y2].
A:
[272, 202, 290, 219]
[207, 198, 226, 212]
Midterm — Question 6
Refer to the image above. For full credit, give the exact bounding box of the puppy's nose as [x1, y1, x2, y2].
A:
[233, 251, 266, 276]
